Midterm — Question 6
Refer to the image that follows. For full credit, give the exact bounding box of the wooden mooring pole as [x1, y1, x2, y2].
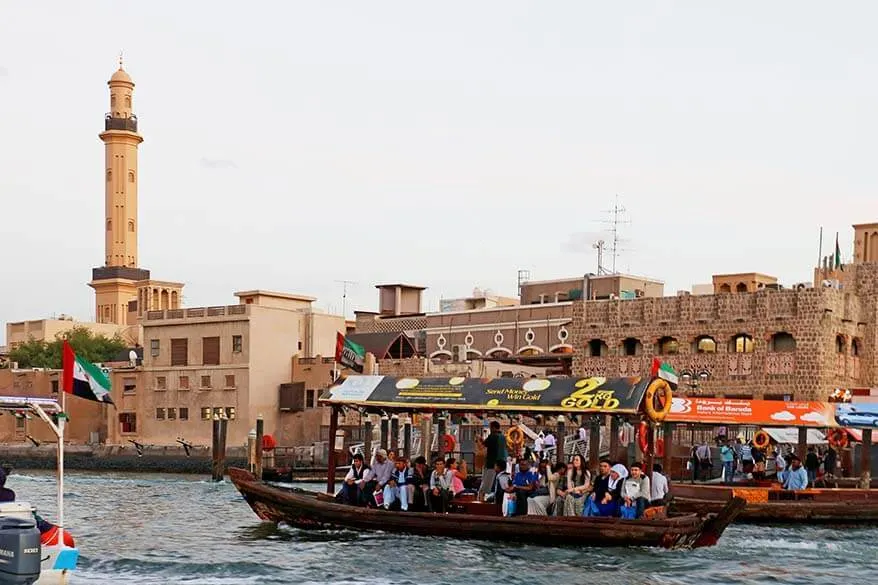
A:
[211, 414, 228, 482]
[255, 414, 264, 481]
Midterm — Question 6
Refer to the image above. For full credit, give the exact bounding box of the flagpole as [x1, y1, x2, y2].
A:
[58, 387, 65, 545]
[817, 226, 823, 272]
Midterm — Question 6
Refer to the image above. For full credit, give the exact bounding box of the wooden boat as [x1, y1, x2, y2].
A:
[670, 483, 878, 524]
[229, 468, 745, 549]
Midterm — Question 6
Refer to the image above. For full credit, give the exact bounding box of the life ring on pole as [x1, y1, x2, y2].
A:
[442, 434, 456, 453]
[506, 427, 525, 449]
[827, 428, 849, 448]
[644, 379, 673, 422]
[655, 437, 665, 458]
[261, 434, 277, 452]
[637, 421, 650, 454]
[752, 430, 771, 450]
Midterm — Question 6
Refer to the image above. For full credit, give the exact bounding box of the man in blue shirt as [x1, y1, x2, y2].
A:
[512, 458, 540, 516]
[783, 455, 808, 491]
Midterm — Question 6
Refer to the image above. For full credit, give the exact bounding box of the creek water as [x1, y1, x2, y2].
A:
[10, 470, 877, 584]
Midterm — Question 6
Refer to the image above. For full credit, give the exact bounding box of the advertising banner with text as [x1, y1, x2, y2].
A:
[667, 397, 878, 429]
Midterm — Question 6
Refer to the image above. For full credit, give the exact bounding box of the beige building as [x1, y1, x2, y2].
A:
[711, 272, 778, 294]
[5, 317, 131, 351]
[105, 290, 345, 447]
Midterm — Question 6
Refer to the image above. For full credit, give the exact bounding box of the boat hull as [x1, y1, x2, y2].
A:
[228, 468, 743, 549]
[37, 544, 79, 585]
[671, 484, 878, 524]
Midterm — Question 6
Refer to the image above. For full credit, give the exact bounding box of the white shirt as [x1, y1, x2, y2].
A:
[578, 427, 587, 441]
[344, 464, 371, 484]
[651, 471, 669, 501]
[370, 458, 394, 486]
[543, 434, 556, 448]
[534, 436, 544, 452]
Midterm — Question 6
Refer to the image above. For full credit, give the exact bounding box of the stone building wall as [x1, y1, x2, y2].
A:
[570, 285, 873, 400]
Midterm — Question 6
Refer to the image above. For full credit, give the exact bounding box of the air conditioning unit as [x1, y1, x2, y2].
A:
[793, 282, 811, 291]
[452, 344, 467, 363]
[822, 279, 839, 289]
[756, 282, 766, 290]
[635, 289, 645, 298]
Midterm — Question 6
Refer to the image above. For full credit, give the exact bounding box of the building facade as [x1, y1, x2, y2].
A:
[5, 318, 131, 351]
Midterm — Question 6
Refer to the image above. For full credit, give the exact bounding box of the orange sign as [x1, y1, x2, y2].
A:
[667, 397, 835, 427]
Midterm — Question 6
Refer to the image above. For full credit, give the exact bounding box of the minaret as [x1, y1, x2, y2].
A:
[100, 57, 142, 268]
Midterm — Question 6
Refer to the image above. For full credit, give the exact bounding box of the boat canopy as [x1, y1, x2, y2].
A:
[666, 396, 878, 429]
[319, 375, 649, 415]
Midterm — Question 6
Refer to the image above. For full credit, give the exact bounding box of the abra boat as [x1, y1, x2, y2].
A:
[230, 467, 744, 549]
[232, 374, 745, 549]
[0, 397, 79, 584]
[669, 483, 878, 524]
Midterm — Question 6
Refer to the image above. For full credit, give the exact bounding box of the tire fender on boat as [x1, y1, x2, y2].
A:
[644, 379, 673, 422]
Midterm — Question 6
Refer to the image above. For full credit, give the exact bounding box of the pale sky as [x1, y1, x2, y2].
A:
[2, 2, 876, 343]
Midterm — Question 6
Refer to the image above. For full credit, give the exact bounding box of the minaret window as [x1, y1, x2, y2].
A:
[106, 219, 112, 231]
[106, 170, 112, 182]
[128, 220, 135, 232]
[125, 96, 131, 108]
[128, 170, 135, 183]
[111, 96, 116, 107]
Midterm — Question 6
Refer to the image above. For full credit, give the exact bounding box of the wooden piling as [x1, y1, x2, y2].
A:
[403, 421, 412, 459]
[247, 428, 257, 474]
[327, 406, 339, 495]
[255, 414, 264, 481]
[390, 415, 400, 456]
[211, 416, 222, 481]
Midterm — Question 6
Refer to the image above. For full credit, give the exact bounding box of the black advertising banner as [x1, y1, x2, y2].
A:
[322, 375, 648, 413]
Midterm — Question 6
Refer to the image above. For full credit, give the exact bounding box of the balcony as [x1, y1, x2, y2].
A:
[144, 304, 250, 322]
[104, 114, 138, 132]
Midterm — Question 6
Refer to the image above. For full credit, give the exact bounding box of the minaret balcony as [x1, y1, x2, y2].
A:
[104, 114, 138, 132]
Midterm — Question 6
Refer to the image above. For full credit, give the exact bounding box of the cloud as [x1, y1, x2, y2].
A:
[769, 410, 796, 421]
[200, 158, 237, 169]
[0, 66, 8, 77]
[800, 412, 827, 424]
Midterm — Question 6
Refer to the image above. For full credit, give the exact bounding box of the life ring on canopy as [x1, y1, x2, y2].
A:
[262, 434, 277, 451]
[655, 437, 665, 458]
[637, 421, 650, 454]
[442, 434, 456, 453]
[752, 430, 771, 450]
[644, 379, 673, 422]
[827, 428, 849, 448]
[505, 427, 525, 448]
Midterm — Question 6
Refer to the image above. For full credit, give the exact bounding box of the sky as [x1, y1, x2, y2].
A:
[1, 2, 877, 343]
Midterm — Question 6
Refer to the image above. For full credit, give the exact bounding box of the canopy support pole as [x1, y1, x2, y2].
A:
[662, 422, 674, 477]
[380, 415, 390, 452]
[797, 427, 807, 461]
[556, 416, 566, 463]
[390, 415, 400, 456]
[437, 417, 447, 459]
[609, 416, 620, 462]
[327, 405, 339, 495]
[861, 429, 872, 490]
[363, 419, 373, 461]
[403, 421, 412, 460]
[588, 419, 601, 471]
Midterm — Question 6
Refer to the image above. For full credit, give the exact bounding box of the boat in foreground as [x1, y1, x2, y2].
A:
[670, 483, 878, 524]
[230, 468, 745, 549]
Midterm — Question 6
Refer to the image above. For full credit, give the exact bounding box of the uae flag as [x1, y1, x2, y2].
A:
[335, 332, 365, 373]
[650, 358, 679, 385]
[62, 340, 114, 404]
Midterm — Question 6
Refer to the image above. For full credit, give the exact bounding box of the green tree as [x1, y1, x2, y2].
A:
[8, 326, 127, 369]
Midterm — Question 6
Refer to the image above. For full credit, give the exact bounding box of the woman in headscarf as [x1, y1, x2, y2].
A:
[584, 460, 626, 517]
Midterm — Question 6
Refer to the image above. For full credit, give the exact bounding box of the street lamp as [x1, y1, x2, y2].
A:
[679, 369, 711, 393]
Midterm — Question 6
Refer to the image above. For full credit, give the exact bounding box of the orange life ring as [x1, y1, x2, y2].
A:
[637, 421, 650, 454]
[828, 428, 849, 448]
[505, 427, 525, 448]
[262, 434, 277, 451]
[753, 430, 771, 450]
[644, 379, 673, 422]
[442, 433, 456, 453]
[655, 437, 665, 458]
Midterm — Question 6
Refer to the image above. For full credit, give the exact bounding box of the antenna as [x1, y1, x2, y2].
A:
[598, 194, 631, 274]
[335, 280, 357, 318]
[517, 270, 531, 296]
[592, 239, 607, 275]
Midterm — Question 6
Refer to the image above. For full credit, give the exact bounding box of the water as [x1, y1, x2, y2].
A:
[10, 471, 878, 584]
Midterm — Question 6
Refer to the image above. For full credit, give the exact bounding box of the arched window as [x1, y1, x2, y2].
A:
[719, 283, 732, 293]
[621, 337, 642, 356]
[125, 95, 131, 108]
[106, 219, 112, 231]
[128, 220, 135, 232]
[730, 334, 754, 353]
[694, 335, 717, 354]
[111, 95, 116, 107]
[852, 338, 862, 357]
[106, 169, 112, 182]
[586, 339, 608, 357]
[769, 332, 796, 352]
[128, 170, 135, 183]
[658, 336, 679, 355]
[836, 334, 846, 353]
[735, 282, 748, 293]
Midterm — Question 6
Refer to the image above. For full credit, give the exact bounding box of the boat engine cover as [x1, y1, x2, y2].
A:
[0, 517, 41, 585]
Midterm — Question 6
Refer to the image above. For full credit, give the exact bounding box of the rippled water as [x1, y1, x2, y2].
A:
[9, 471, 878, 584]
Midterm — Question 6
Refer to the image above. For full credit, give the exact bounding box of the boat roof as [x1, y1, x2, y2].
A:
[0, 396, 62, 413]
[319, 375, 649, 414]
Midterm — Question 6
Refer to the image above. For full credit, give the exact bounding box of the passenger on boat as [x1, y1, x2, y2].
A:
[584, 460, 625, 517]
[410, 456, 431, 511]
[739, 439, 754, 476]
[695, 442, 712, 481]
[804, 446, 820, 486]
[783, 455, 808, 491]
[0, 468, 14, 503]
[446, 458, 468, 497]
[774, 449, 787, 484]
[720, 440, 736, 484]
[620, 462, 651, 519]
[339, 453, 372, 506]
[368, 449, 394, 506]
[823, 445, 838, 479]
[478, 421, 508, 498]
[534, 432, 545, 461]
[429, 457, 455, 512]
[527, 461, 565, 515]
[650, 463, 669, 506]
[542, 431, 556, 460]
[752, 446, 766, 479]
[486, 460, 515, 515]
[554, 453, 590, 516]
[382, 457, 413, 511]
[511, 458, 540, 517]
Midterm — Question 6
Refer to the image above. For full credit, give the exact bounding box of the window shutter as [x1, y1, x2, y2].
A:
[202, 337, 220, 365]
[171, 339, 188, 366]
